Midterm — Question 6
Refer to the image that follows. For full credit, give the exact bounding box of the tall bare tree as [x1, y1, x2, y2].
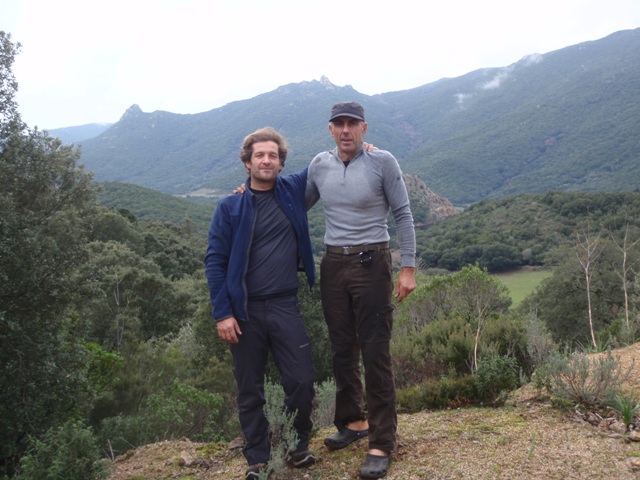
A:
[609, 220, 640, 329]
[575, 225, 602, 350]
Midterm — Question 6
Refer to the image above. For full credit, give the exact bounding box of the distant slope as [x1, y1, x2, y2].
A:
[95, 174, 457, 252]
[78, 29, 640, 205]
[48, 123, 112, 144]
[96, 181, 215, 234]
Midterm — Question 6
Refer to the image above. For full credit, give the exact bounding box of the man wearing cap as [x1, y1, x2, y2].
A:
[306, 102, 417, 479]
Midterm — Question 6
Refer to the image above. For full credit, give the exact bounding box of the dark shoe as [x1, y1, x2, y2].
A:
[359, 453, 391, 479]
[287, 449, 317, 468]
[324, 427, 369, 450]
[245, 463, 268, 480]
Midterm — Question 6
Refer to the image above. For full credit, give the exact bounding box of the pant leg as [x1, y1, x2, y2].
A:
[321, 252, 366, 430]
[265, 295, 316, 452]
[231, 304, 270, 465]
[351, 249, 397, 452]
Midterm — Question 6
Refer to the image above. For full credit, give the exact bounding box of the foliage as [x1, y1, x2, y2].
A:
[97, 181, 215, 235]
[84, 341, 124, 394]
[396, 375, 477, 412]
[544, 350, 632, 409]
[143, 380, 223, 441]
[98, 380, 223, 456]
[608, 389, 640, 428]
[297, 281, 333, 383]
[15, 420, 108, 480]
[474, 355, 520, 406]
[311, 380, 336, 430]
[519, 237, 634, 348]
[1, 34, 98, 471]
[263, 381, 300, 479]
[417, 191, 640, 273]
[0, 31, 24, 137]
[394, 266, 514, 377]
[523, 311, 558, 371]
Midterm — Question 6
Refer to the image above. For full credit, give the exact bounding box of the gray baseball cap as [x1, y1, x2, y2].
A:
[329, 101, 365, 122]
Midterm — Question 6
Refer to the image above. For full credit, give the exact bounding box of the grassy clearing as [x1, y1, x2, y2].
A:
[495, 268, 552, 308]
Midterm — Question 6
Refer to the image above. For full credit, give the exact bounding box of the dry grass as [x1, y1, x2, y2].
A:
[107, 344, 640, 480]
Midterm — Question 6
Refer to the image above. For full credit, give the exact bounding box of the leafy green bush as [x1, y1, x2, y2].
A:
[144, 380, 223, 441]
[16, 420, 108, 480]
[474, 355, 520, 406]
[98, 380, 224, 456]
[97, 414, 148, 456]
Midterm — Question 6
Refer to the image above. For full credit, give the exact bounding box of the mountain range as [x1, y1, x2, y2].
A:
[51, 28, 640, 206]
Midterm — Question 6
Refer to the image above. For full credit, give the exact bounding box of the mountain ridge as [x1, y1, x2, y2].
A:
[52, 28, 640, 206]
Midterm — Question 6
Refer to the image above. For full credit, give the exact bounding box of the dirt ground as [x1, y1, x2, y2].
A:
[107, 343, 640, 480]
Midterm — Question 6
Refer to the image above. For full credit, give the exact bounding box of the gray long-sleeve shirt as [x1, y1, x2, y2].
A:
[306, 146, 416, 268]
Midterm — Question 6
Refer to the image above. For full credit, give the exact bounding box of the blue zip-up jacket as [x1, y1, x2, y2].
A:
[204, 168, 315, 322]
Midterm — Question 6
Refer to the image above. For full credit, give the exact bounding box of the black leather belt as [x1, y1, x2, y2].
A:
[326, 242, 389, 255]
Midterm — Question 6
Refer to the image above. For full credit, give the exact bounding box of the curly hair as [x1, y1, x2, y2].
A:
[239, 127, 288, 168]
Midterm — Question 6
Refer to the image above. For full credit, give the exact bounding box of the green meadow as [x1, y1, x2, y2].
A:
[495, 268, 553, 308]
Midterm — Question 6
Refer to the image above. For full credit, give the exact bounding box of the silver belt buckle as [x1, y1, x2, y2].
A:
[342, 246, 351, 255]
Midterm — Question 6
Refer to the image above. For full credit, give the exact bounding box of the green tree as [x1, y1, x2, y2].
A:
[0, 31, 23, 137]
[519, 241, 625, 347]
[0, 31, 97, 474]
[442, 265, 512, 371]
[394, 267, 514, 377]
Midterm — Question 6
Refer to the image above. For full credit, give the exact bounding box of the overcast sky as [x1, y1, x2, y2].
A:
[2, 0, 639, 130]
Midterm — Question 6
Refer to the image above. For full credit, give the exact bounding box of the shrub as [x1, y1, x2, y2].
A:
[263, 381, 299, 478]
[475, 355, 520, 406]
[608, 389, 640, 428]
[525, 311, 557, 370]
[546, 350, 632, 408]
[144, 380, 223, 441]
[312, 380, 336, 430]
[98, 414, 148, 456]
[98, 380, 224, 456]
[16, 420, 108, 480]
[397, 375, 477, 412]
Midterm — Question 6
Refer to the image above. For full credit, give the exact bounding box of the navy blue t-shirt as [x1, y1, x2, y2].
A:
[245, 188, 299, 299]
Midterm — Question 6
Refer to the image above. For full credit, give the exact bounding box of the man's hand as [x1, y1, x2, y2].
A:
[233, 183, 246, 194]
[217, 317, 242, 343]
[363, 142, 378, 152]
[394, 267, 416, 302]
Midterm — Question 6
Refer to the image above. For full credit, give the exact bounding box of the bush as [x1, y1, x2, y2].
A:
[16, 420, 108, 480]
[144, 380, 223, 441]
[312, 380, 336, 430]
[608, 389, 640, 428]
[397, 375, 477, 412]
[546, 350, 632, 408]
[263, 381, 299, 478]
[525, 311, 557, 370]
[475, 355, 520, 406]
[98, 380, 224, 456]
